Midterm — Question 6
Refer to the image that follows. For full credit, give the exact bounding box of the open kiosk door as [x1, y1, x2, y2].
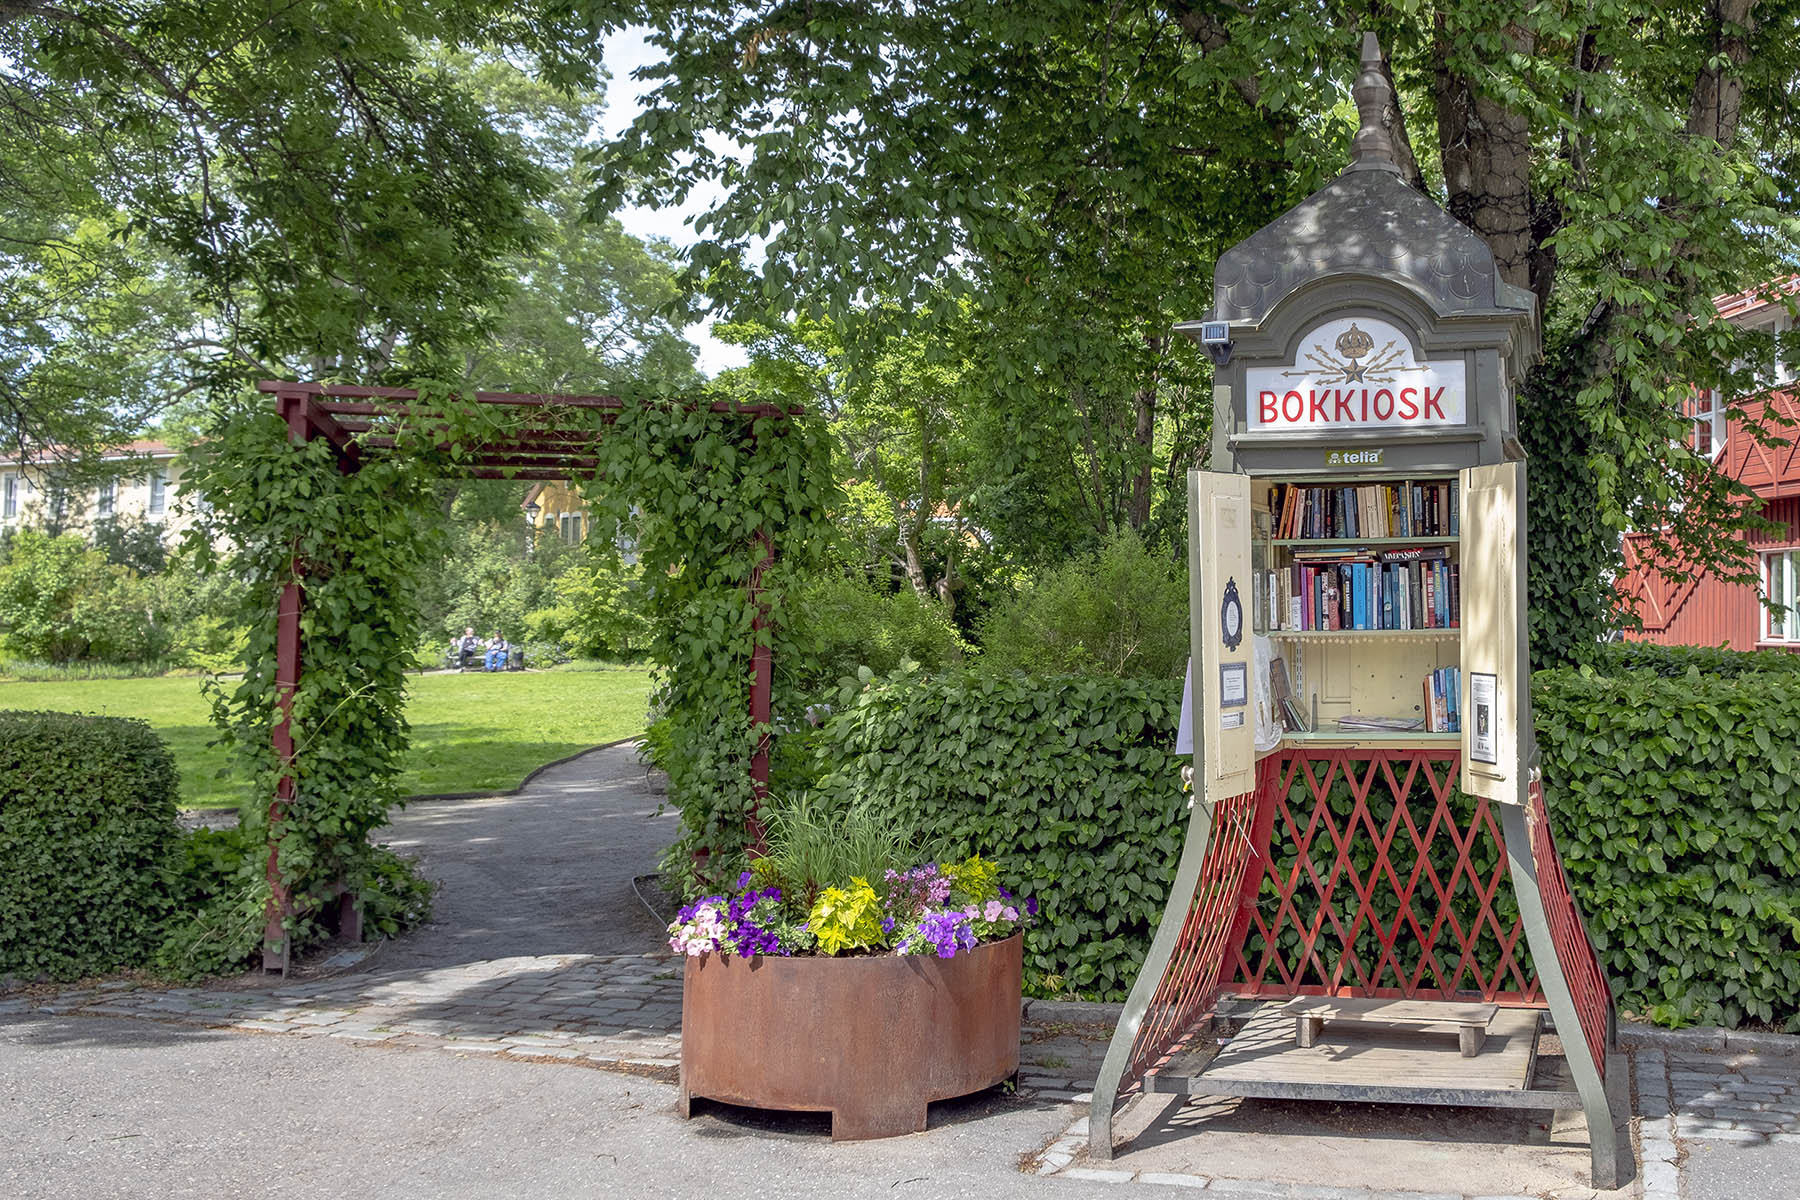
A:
[1460, 461, 1624, 1188]
[1192, 470, 1257, 806]
[1088, 469, 1263, 1156]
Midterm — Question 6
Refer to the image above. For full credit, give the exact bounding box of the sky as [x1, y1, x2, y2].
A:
[599, 28, 749, 378]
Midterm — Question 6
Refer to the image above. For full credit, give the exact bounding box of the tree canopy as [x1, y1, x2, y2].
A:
[0, 1, 648, 462]
[594, 0, 1800, 659]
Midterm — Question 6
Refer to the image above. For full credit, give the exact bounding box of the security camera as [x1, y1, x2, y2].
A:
[1199, 321, 1232, 367]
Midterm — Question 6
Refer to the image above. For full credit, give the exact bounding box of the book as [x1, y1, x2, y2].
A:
[1378, 545, 1452, 564]
[1270, 656, 1310, 733]
[1337, 714, 1425, 732]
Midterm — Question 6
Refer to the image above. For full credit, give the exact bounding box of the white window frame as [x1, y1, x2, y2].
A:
[1740, 308, 1794, 389]
[97, 479, 116, 518]
[148, 469, 167, 516]
[2, 475, 15, 520]
[1691, 389, 1727, 460]
[1764, 549, 1799, 644]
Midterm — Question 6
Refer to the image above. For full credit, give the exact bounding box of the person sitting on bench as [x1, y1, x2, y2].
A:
[483, 631, 512, 672]
[455, 627, 479, 670]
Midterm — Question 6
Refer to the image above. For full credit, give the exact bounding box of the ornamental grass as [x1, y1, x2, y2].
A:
[667, 797, 1036, 960]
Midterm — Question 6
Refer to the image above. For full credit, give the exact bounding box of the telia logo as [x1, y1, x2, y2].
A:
[1326, 449, 1384, 467]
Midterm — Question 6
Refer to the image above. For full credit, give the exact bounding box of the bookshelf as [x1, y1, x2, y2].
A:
[1254, 475, 1463, 742]
[1271, 536, 1458, 548]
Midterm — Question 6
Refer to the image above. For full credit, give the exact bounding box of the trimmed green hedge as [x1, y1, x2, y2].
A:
[813, 669, 1800, 1029]
[0, 710, 181, 980]
[813, 673, 1186, 998]
[1589, 640, 1800, 678]
[1536, 667, 1800, 1029]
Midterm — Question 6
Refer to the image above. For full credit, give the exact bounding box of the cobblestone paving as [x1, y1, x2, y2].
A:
[1631, 1046, 1800, 1200]
[3, 953, 686, 1073]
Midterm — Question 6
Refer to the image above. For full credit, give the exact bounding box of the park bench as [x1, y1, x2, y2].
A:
[1280, 997, 1499, 1058]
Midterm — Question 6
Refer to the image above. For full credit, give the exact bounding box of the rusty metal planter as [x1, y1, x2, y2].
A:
[678, 933, 1022, 1140]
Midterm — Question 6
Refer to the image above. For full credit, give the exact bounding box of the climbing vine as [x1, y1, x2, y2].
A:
[184, 387, 835, 934]
[183, 405, 445, 951]
[581, 397, 838, 893]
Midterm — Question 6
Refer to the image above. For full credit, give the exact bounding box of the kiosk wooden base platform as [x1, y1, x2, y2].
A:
[1149, 1003, 1551, 1106]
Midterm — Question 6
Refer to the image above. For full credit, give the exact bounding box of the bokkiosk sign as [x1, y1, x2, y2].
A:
[1247, 317, 1467, 432]
[1090, 34, 1624, 1192]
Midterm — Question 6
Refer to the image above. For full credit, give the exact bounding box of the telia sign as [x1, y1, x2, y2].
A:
[1245, 317, 1466, 433]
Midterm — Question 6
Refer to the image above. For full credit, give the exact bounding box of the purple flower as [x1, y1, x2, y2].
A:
[736, 869, 755, 891]
[911, 908, 978, 959]
[1025, 897, 1039, 918]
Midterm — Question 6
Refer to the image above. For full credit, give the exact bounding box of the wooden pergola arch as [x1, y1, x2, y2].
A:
[257, 380, 793, 971]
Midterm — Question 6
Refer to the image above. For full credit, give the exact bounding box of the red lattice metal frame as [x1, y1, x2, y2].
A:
[1120, 758, 1274, 1083]
[1525, 780, 1614, 1080]
[1119, 744, 1563, 1087]
[1226, 746, 1542, 1005]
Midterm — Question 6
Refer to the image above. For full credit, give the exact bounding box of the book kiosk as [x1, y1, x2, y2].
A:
[1089, 36, 1625, 1189]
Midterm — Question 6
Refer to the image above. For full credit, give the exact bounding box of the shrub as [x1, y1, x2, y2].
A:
[978, 529, 1187, 679]
[1536, 667, 1800, 1029]
[0, 710, 181, 979]
[0, 529, 165, 663]
[152, 827, 266, 980]
[152, 828, 435, 980]
[785, 572, 969, 693]
[524, 558, 650, 661]
[1588, 640, 1800, 679]
[812, 671, 1184, 998]
[355, 843, 436, 940]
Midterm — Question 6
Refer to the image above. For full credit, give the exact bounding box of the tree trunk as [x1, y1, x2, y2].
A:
[1127, 339, 1162, 531]
[1434, 19, 1538, 294]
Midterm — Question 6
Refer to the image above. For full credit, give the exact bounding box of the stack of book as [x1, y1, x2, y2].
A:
[1336, 714, 1425, 732]
[1271, 480, 1459, 540]
[1269, 656, 1309, 733]
[1259, 545, 1461, 632]
[1424, 666, 1461, 733]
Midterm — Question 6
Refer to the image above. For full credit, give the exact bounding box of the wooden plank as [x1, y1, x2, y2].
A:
[1280, 997, 1496, 1028]
[1198, 1002, 1539, 1090]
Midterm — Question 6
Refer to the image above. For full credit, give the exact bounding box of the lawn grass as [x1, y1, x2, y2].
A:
[0, 666, 653, 809]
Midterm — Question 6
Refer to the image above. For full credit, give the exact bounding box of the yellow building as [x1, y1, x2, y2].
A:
[520, 481, 639, 563]
[520, 480, 589, 544]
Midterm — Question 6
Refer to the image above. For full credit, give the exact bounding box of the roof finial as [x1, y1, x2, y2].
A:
[1347, 32, 1402, 175]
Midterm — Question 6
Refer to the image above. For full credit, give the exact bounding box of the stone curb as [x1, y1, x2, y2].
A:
[1024, 999, 1123, 1026]
[1619, 1020, 1800, 1057]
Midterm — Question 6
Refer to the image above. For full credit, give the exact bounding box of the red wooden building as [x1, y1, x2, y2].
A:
[1616, 285, 1800, 650]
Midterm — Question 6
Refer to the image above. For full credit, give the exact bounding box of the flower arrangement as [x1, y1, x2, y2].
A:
[668, 854, 1037, 960]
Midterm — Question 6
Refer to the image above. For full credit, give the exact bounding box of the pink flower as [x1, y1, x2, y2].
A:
[984, 899, 1005, 922]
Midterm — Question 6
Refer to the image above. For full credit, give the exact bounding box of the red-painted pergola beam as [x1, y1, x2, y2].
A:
[254, 380, 789, 969]
[256, 380, 800, 418]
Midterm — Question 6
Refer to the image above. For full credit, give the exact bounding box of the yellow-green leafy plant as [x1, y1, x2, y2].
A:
[807, 877, 884, 955]
[943, 853, 1000, 904]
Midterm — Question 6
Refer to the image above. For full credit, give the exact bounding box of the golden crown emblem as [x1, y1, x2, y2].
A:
[1335, 323, 1375, 360]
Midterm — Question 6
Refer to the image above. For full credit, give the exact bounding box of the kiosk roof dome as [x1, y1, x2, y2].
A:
[1205, 33, 1535, 328]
